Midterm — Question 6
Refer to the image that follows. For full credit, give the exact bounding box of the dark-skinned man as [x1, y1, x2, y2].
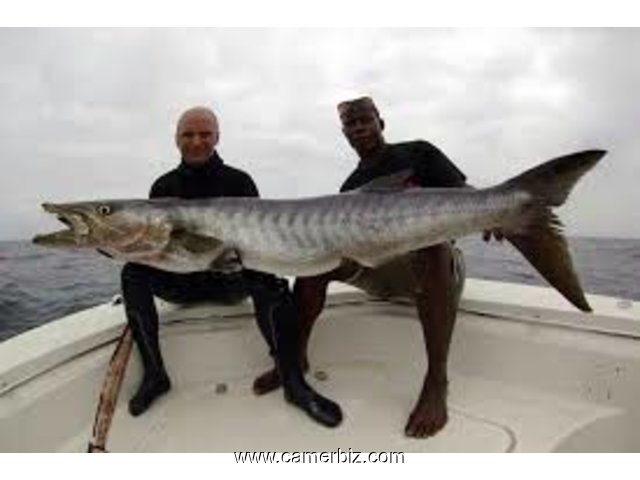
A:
[252, 97, 468, 438]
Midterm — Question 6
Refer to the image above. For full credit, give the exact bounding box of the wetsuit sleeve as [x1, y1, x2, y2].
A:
[240, 173, 260, 198]
[228, 170, 260, 198]
[149, 175, 176, 199]
[413, 141, 467, 188]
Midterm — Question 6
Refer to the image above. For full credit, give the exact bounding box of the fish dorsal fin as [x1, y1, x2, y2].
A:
[353, 168, 416, 193]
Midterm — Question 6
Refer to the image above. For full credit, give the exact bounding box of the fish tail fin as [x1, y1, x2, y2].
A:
[506, 228, 592, 312]
[497, 150, 606, 312]
[502, 149, 606, 206]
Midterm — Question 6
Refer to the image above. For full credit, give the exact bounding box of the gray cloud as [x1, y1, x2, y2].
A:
[1, 28, 638, 240]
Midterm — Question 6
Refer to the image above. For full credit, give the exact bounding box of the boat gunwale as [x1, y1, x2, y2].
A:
[1, 279, 638, 397]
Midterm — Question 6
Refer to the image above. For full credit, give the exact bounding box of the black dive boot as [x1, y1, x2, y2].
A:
[127, 313, 171, 417]
[249, 274, 343, 428]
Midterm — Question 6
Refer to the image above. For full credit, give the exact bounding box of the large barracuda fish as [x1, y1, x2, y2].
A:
[34, 150, 605, 311]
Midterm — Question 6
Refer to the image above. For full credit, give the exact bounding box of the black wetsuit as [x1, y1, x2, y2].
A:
[122, 152, 342, 426]
[150, 151, 259, 199]
[340, 140, 466, 191]
[122, 152, 266, 349]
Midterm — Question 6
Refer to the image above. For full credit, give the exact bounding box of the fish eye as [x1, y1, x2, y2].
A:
[97, 204, 112, 216]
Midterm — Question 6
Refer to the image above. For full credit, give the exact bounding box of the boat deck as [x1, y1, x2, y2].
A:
[2, 280, 640, 452]
[58, 360, 616, 453]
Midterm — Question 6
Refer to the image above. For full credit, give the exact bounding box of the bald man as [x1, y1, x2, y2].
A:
[121, 107, 342, 428]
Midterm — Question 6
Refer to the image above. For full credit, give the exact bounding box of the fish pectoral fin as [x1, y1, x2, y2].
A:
[170, 229, 225, 255]
[209, 249, 244, 273]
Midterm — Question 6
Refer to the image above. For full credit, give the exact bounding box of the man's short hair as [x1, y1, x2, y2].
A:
[337, 96, 380, 121]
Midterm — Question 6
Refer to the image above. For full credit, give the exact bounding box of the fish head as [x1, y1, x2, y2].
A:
[32, 200, 172, 255]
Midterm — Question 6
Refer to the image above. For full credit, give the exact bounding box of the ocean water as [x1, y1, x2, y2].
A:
[1, 237, 639, 342]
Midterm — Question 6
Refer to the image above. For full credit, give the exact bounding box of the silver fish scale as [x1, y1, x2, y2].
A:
[150, 188, 531, 274]
[221, 201, 324, 266]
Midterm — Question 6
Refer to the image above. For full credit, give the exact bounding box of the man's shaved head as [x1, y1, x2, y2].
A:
[175, 106, 220, 165]
[176, 106, 219, 135]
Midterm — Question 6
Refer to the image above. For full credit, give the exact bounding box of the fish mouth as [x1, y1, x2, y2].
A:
[33, 203, 91, 247]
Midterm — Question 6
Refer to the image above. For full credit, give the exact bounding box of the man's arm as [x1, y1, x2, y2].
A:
[413, 141, 467, 188]
[413, 142, 502, 242]
[232, 170, 259, 198]
[149, 176, 174, 199]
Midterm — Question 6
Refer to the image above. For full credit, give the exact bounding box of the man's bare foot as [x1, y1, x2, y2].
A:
[404, 379, 448, 438]
[253, 367, 281, 395]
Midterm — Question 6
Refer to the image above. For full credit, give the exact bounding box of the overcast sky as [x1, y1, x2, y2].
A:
[1, 28, 638, 240]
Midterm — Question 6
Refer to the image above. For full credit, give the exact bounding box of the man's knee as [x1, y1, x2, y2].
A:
[427, 242, 452, 259]
[245, 271, 289, 298]
[295, 274, 329, 291]
[120, 263, 163, 305]
[294, 275, 333, 304]
[244, 272, 296, 322]
[121, 263, 151, 285]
